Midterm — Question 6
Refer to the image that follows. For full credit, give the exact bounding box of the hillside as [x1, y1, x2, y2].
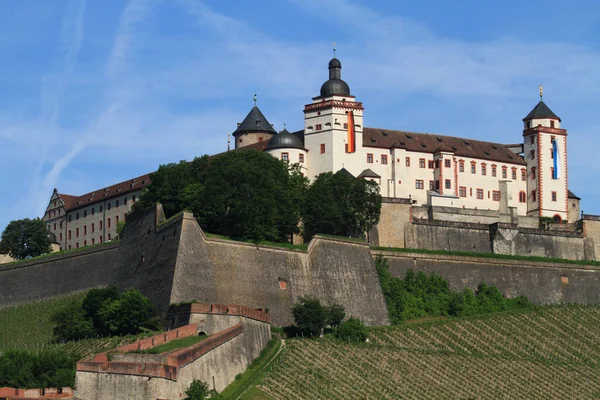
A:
[0, 294, 146, 358]
[259, 306, 600, 399]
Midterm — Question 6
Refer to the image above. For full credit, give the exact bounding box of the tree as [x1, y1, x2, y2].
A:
[116, 221, 126, 240]
[52, 300, 95, 341]
[292, 296, 326, 337]
[302, 171, 382, 240]
[97, 288, 160, 335]
[336, 317, 369, 342]
[326, 304, 346, 328]
[82, 286, 121, 335]
[0, 218, 51, 260]
[184, 379, 216, 400]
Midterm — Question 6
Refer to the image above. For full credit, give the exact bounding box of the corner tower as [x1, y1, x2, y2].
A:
[303, 55, 364, 179]
[232, 96, 277, 149]
[522, 87, 568, 222]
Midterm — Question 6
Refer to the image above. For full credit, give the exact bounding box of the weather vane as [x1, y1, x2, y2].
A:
[333, 41, 336, 58]
[253, 93, 257, 106]
[540, 85, 543, 100]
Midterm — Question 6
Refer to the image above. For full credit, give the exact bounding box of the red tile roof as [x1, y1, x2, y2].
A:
[58, 173, 151, 211]
[363, 127, 526, 165]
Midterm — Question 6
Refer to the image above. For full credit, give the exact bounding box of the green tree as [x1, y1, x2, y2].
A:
[116, 221, 126, 240]
[292, 296, 326, 338]
[326, 304, 346, 328]
[302, 170, 382, 240]
[0, 218, 51, 260]
[98, 288, 160, 335]
[52, 300, 95, 341]
[82, 286, 121, 335]
[336, 317, 369, 342]
[133, 160, 192, 217]
[184, 379, 216, 400]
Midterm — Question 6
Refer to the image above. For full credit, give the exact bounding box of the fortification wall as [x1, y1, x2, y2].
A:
[0, 243, 118, 307]
[169, 214, 389, 327]
[584, 217, 600, 260]
[379, 250, 600, 304]
[405, 220, 492, 253]
[369, 200, 411, 248]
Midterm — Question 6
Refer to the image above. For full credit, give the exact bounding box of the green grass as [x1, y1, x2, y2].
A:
[2, 241, 118, 267]
[133, 334, 207, 354]
[218, 339, 282, 399]
[205, 232, 308, 252]
[374, 245, 600, 266]
[0, 293, 152, 359]
[261, 305, 600, 399]
[315, 233, 367, 243]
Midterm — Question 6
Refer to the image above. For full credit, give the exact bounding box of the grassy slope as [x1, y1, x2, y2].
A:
[260, 306, 600, 399]
[0, 294, 147, 359]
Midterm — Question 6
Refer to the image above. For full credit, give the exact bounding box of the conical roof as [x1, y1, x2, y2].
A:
[523, 100, 561, 122]
[233, 106, 277, 135]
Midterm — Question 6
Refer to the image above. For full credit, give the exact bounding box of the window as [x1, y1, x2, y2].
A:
[471, 163, 476, 174]
[445, 179, 451, 189]
[92, 223, 95, 233]
[476, 189, 484, 200]
[76, 243, 79, 249]
[470, 188, 473, 196]
[59, 221, 62, 229]
[99, 205, 103, 212]
[99, 236, 103, 243]
[367, 153, 374, 163]
[405, 157, 410, 167]
[459, 161, 464, 172]
[481, 165, 486, 176]
[84, 210, 87, 217]
[124, 197, 128, 205]
[532, 190, 537, 202]
[551, 167, 554, 177]
[116, 200, 119, 207]
[552, 191, 557, 202]
[428, 160, 435, 169]
[320, 144, 325, 154]
[531, 167, 536, 180]
[550, 120, 555, 128]
[521, 169, 526, 181]
[84, 240, 87, 247]
[444, 159, 451, 168]
[116, 216, 119, 223]
[381, 155, 388, 164]
[84, 226, 87, 235]
[530, 136, 534, 144]
[76, 228, 79, 237]
[530, 150, 535, 159]
[429, 180, 434, 190]
[53, 223, 56, 230]
[68, 215, 72, 222]
[492, 165, 497, 177]
[59, 233, 63, 241]
[68, 230, 72, 240]
[132, 196, 136, 203]
[99, 221, 103, 230]
[459, 187, 467, 197]
[550, 149, 554, 159]
[92, 207, 95, 215]
[492, 191, 501, 201]
[419, 158, 425, 168]
[281, 152, 289, 161]
[299, 153, 304, 163]
[76, 212, 79, 220]
[527, 121, 532, 130]
[512, 168, 517, 180]
[519, 191, 526, 203]
[108, 218, 111, 228]
[92, 238, 95, 245]
[315, 124, 322, 130]
[415, 179, 424, 189]
[502, 167, 507, 179]
[68, 245, 71, 250]
[343, 123, 348, 129]
[107, 202, 111, 210]
[108, 233, 111, 241]
[54, 201, 56, 207]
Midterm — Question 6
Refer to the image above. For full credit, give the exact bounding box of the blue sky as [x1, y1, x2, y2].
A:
[1, 0, 599, 231]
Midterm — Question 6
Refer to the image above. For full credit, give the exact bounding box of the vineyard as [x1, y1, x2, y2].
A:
[260, 306, 600, 399]
[0, 294, 142, 358]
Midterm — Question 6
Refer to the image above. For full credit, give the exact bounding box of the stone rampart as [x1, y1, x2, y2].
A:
[378, 250, 600, 304]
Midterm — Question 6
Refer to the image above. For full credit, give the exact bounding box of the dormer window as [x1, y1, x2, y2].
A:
[526, 121, 531, 129]
[550, 120, 555, 128]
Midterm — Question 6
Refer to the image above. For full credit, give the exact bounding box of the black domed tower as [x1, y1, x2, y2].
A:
[303, 53, 364, 178]
[232, 96, 277, 149]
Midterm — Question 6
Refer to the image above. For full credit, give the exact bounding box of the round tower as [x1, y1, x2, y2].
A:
[232, 95, 277, 149]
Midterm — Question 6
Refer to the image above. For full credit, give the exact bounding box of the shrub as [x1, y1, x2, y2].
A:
[336, 317, 368, 342]
[326, 304, 346, 328]
[82, 286, 120, 335]
[97, 289, 160, 336]
[0, 349, 78, 389]
[52, 300, 95, 341]
[292, 296, 326, 338]
[184, 379, 217, 400]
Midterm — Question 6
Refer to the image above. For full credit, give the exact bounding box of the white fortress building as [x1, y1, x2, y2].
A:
[42, 55, 580, 251]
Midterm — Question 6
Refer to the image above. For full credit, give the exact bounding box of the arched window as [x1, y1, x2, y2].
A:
[519, 191, 526, 203]
[553, 214, 562, 223]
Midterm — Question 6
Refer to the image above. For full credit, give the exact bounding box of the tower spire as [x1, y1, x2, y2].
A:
[253, 93, 257, 106]
[227, 132, 231, 152]
[540, 85, 543, 100]
[333, 41, 336, 58]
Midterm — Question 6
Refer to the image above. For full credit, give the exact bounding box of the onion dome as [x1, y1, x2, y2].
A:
[319, 57, 351, 98]
[266, 129, 304, 150]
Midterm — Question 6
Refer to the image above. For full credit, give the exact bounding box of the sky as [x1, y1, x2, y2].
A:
[1, 0, 599, 231]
